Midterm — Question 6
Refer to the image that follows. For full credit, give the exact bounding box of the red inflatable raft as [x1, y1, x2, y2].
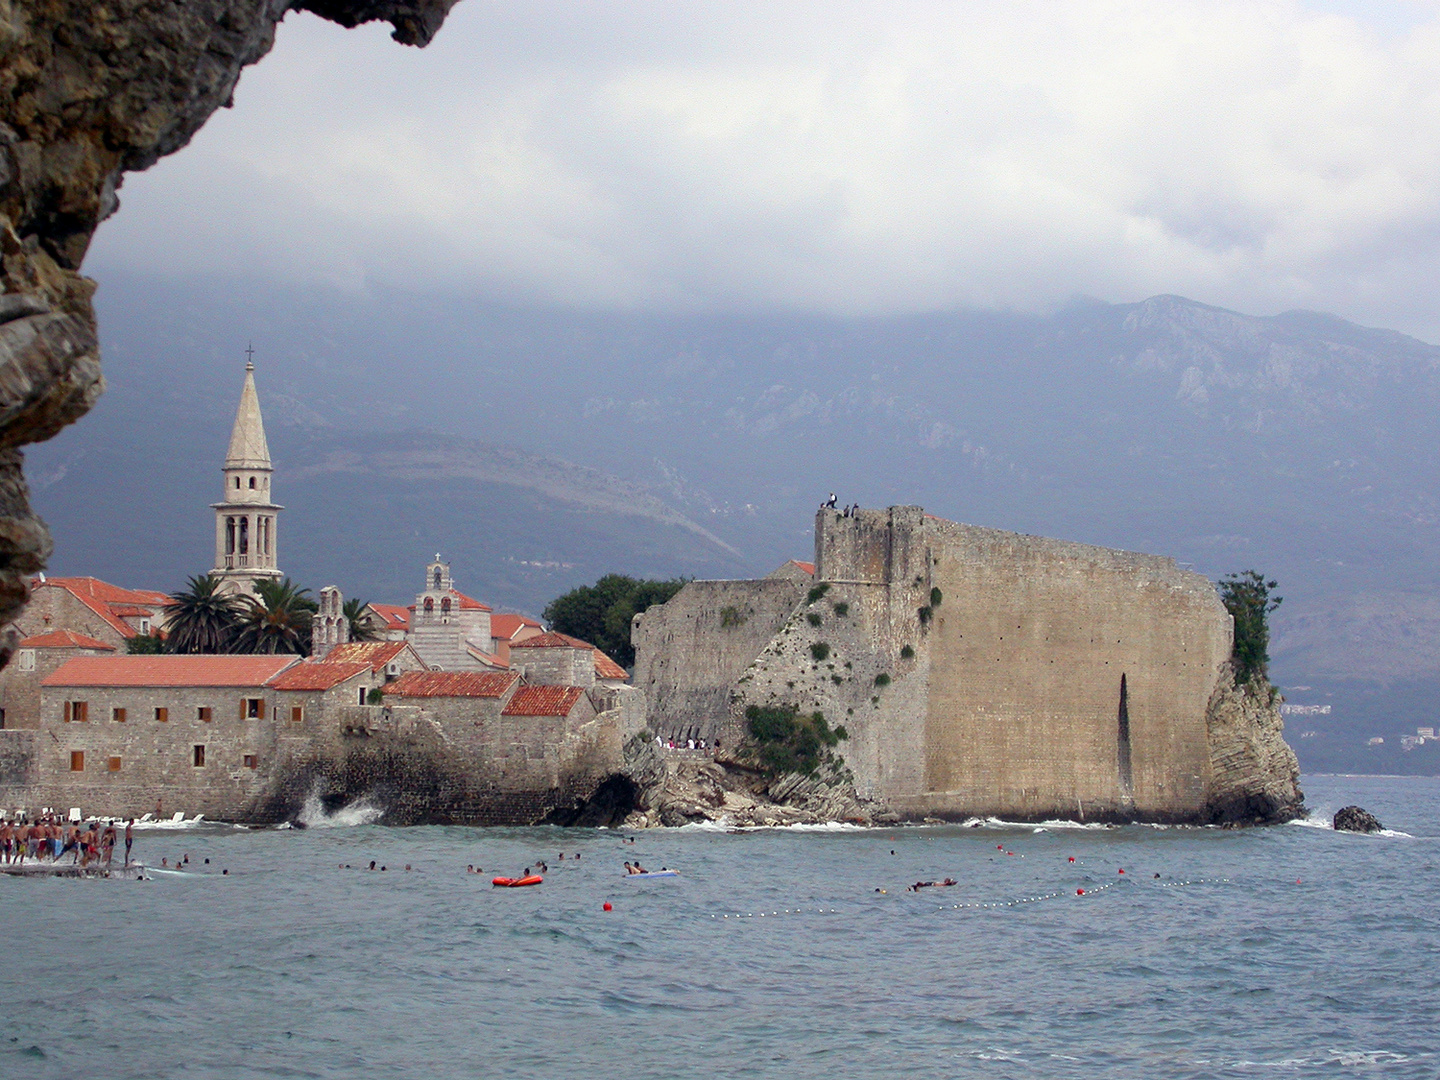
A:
[492, 875, 543, 887]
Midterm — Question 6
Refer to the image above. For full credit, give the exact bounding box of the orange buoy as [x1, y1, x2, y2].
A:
[1076, 888, 1085, 895]
[1068, 856, 1075, 863]
[1118, 868, 1125, 874]
[603, 902, 612, 911]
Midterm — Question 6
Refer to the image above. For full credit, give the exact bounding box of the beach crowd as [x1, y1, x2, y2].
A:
[0, 815, 133, 867]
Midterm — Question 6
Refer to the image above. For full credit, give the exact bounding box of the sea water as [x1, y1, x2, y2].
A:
[1, 774, 1436, 1080]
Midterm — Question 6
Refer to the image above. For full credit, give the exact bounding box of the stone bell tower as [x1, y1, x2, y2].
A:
[211, 352, 283, 595]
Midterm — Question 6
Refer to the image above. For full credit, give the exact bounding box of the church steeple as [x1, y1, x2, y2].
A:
[225, 355, 272, 472]
[212, 351, 282, 595]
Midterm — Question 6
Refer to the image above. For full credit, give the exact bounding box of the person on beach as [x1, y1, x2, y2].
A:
[102, 824, 117, 867]
[124, 820, 133, 867]
[0, 820, 10, 864]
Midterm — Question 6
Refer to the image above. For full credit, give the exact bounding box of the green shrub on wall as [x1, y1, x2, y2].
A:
[743, 704, 848, 776]
[720, 606, 746, 628]
[806, 583, 830, 604]
[807, 612, 822, 627]
[900, 644, 914, 659]
[930, 586, 943, 607]
[874, 673, 891, 687]
[832, 601, 849, 617]
[810, 642, 831, 661]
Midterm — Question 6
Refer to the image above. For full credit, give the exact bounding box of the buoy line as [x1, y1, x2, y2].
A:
[706, 878, 1233, 921]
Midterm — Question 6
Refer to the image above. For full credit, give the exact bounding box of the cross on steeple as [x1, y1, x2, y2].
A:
[245, 342, 255, 370]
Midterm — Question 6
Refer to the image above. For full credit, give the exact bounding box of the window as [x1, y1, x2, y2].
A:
[433, 568, 442, 589]
[242, 754, 258, 769]
[139, 618, 150, 634]
[154, 707, 168, 722]
[64, 700, 88, 723]
[112, 707, 126, 723]
[107, 756, 122, 772]
[441, 597, 451, 615]
[16, 649, 34, 671]
[242, 697, 264, 719]
[358, 686, 368, 706]
[197, 706, 212, 722]
[192, 745, 205, 767]
[234, 476, 240, 488]
[423, 597, 434, 614]
[70, 750, 84, 771]
[290, 706, 303, 723]
[248, 476, 256, 489]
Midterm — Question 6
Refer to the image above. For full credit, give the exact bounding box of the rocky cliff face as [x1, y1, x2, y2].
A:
[0, 0, 458, 659]
[1204, 672, 1304, 824]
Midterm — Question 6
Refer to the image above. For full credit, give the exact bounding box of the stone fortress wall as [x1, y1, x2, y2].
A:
[634, 506, 1300, 824]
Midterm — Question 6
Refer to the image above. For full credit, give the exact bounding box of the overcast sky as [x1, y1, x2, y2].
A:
[86, 0, 1440, 340]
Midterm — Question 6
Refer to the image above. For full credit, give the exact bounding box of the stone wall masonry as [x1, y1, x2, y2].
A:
[913, 516, 1232, 820]
[512, 647, 593, 688]
[632, 577, 805, 744]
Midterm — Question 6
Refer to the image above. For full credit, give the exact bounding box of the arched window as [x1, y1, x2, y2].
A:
[249, 476, 256, 489]
[441, 597, 451, 615]
[225, 517, 236, 555]
[234, 476, 240, 489]
[423, 597, 434, 614]
[238, 517, 249, 555]
[432, 568, 442, 589]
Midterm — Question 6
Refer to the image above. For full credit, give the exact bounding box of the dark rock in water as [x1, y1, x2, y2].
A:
[1333, 805, 1383, 833]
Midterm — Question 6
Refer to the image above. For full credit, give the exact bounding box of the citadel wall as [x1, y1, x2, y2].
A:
[637, 505, 1285, 823]
[632, 577, 807, 744]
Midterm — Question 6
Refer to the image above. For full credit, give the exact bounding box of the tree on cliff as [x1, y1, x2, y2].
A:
[163, 574, 243, 654]
[1219, 570, 1282, 685]
[542, 574, 686, 668]
[230, 579, 318, 655]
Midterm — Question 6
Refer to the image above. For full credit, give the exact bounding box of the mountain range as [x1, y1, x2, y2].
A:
[30, 269, 1440, 772]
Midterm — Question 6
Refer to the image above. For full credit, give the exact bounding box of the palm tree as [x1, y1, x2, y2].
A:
[163, 574, 243, 654]
[230, 578, 317, 655]
[343, 597, 381, 643]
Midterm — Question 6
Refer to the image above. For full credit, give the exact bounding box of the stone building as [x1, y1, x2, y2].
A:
[633, 505, 1303, 825]
[211, 360, 282, 596]
[0, 630, 115, 730]
[0, 654, 387, 820]
[489, 613, 544, 664]
[14, 576, 169, 648]
[361, 603, 410, 641]
[404, 558, 496, 671]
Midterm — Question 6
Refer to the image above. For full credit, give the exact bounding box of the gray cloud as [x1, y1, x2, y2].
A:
[86, 0, 1440, 338]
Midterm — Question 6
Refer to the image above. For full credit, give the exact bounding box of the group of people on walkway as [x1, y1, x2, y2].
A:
[656, 735, 714, 752]
[0, 816, 133, 868]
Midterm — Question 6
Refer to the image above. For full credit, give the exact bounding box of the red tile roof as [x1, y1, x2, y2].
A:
[510, 631, 591, 650]
[593, 651, 629, 681]
[42, 654, 299, 688]
[792, 560, 816, 576]
[367, 603, 410, 630]
[502, 685, 584, 717]
[268, 661, 371, 692]
[18, 630, 116, 651]
[490, 613, 543, 641]
[383, 671, 519, 698]
[464, 645, 509, 670]
[324, 641, 413, 671]
[35, 577, 168, 639]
